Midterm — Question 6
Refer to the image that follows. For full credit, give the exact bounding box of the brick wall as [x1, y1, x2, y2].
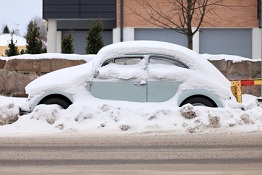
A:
[117, 0, 258, 28]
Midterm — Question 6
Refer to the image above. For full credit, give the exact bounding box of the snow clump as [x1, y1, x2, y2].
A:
[0, 103, 19, 125]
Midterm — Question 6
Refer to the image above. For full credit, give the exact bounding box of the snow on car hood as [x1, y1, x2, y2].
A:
[25, 60, 96, 95]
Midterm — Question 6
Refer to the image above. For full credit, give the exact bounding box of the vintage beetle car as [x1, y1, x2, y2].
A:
[21, 41, 234, 113]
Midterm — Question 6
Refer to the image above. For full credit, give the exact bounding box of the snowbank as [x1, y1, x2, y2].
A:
[201, 54, 260, 63]
[1, 53, 96, 62]
[0, 94, 261, 136]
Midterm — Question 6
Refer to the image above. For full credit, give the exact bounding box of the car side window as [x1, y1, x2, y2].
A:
[98, 56, 147, 80]
[149, 56, 189, 69]
[102, 57, 143, 67]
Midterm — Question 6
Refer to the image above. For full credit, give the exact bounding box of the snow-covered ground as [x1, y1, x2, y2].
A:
[0, 94, 261, 136]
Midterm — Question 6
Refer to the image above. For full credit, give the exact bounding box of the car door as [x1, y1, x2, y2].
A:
[90, 56, 148, 102]
[147, 55, 189, 102]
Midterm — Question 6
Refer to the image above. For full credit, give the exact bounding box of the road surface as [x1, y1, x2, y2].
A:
[0, 131, 261, 174]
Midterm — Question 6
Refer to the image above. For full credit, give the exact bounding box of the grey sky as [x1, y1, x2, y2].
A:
[0, 0, 42, 36]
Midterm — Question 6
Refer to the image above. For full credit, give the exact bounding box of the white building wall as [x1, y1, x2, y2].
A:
[113, 27, 135, 43]
[123, 27, 135, 41]
[113, 28, 120, 43]
[47, 19, 57, 53]
[252, 28, 262, 59]
[192, 28, 200, 53]
[56, 31, 62, 53]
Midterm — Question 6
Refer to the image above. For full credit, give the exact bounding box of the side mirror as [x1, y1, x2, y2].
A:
[94, 70, 100, 78]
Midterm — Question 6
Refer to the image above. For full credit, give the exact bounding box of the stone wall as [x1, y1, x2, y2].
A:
[0, 58, 261, 97]
[210, 60, 261, 96]
[0, 59, 86, 97]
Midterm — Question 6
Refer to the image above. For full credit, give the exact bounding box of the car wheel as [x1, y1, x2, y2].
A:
[39, 96, 72, 109]
[180, 96, 217, 107]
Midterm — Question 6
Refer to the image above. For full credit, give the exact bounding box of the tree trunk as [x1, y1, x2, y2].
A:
[187, 34, 193, 50]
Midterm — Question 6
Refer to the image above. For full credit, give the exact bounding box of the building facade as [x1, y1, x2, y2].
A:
[44, 0, 260, 59]
[44, 0, 116, 54]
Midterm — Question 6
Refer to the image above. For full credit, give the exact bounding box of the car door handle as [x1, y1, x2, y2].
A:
[134, 81, 147, 86]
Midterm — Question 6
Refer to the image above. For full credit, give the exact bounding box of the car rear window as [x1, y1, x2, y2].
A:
[149, 56, 189, 69]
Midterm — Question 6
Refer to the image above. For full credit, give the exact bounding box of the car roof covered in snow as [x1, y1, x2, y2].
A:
[96, 40, 230, 85]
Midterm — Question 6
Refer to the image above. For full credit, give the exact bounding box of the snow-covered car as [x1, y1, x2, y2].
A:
[21, 41, 235, 113]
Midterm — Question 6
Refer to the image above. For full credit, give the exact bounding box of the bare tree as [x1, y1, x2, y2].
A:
[30, 16, 47, 42]
[131, 0, 224, 50]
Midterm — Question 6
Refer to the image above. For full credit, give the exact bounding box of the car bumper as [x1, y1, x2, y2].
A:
[19, 106, 31, 116]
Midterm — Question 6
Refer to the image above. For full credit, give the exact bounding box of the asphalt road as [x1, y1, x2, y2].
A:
[0, 132, 261, 175]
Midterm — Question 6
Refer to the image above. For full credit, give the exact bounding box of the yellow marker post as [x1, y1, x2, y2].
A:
[230, 81, 242, 103]
[253, 78, 262, 85]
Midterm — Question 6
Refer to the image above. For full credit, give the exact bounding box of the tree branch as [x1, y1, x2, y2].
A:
[127, 0, 228, 49]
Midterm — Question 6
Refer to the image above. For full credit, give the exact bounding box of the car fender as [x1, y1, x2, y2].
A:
[28, 91, 74, 112]
[177, 89, 224, 107]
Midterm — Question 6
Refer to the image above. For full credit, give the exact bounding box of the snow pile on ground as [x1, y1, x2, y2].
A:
[0, 103, 19, 125]
[0, 94, 261, 136]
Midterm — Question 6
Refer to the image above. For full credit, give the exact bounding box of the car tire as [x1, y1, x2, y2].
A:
[39, 97, 72, 109]
[180, 96, 217, 107]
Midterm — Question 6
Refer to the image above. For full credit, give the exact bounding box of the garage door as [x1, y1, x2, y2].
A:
[63, 30, 113, 54]
[199, 28, 252, 58]
[135, 28, 188, 47]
